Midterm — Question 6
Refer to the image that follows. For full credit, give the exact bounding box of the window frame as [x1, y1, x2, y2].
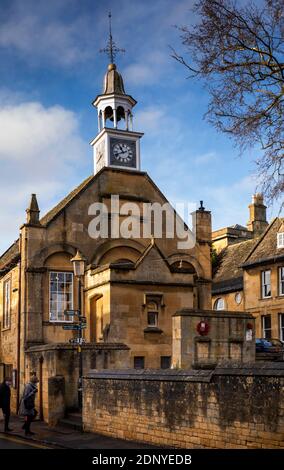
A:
[261, 314, 272, 339]
[49, 271, 74, 323]
[261, 270, 271, 299]
[279, 313, 284, 342]
[3, 277, 11, 330]
[277, 232, 284, 249]
[214, 297, 225, 311]
[279, 266, 284, 296]
[145, 295, 162, 328]
[160, 356, 171, 369]
[134, 356, 145, 369]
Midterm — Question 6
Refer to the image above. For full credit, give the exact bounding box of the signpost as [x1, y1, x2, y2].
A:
[63, 324, 86, 330]
[64, 310, 80, 317]
[69, 338, 86, 345]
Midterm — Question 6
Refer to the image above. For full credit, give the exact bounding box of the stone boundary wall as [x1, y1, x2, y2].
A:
[83, 364, 284, 448]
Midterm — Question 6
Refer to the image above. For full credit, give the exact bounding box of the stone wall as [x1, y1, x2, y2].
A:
[83, 365, 284, 449]
[172, 309, 255, 369]
[26, 342, 130, 424]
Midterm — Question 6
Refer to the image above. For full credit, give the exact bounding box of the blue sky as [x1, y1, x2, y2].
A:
[0, 0, 280, 253]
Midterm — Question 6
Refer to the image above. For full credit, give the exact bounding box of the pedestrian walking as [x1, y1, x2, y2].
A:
[19, 374, 39, 436]
[0, 377, 13, 432]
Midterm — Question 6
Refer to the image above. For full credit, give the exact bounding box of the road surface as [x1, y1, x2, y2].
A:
[0, 433, 52, 449]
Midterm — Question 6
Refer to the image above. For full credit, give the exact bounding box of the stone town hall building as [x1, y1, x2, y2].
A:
[0, 58, 212, 422]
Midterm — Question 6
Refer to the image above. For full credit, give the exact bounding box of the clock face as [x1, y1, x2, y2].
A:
[113, 143, 133, 163]
[110, 138, 136, 168]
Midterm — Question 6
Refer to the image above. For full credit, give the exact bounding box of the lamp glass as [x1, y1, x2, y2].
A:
[72, 259, 85, 277]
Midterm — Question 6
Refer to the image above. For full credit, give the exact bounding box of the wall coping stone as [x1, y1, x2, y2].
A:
[84, 362, 284, 382]
[26, 342, 130, 353]
[84, 368, 214, 382]
[174, 308, 254, 319]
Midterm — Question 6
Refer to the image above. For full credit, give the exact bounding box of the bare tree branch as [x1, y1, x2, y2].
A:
[173, 0, 284, 206]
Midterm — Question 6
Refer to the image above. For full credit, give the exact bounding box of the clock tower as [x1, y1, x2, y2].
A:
[91, 14, 143, 174]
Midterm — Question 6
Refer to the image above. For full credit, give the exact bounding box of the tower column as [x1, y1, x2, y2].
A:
[98, 111, 102, 132]
[102, 110, 106, 129]
[113, 108, 117, 128]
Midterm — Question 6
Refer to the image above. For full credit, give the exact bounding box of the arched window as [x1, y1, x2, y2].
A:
[104, 106, 114, 127]
[214, 297, 225, 311]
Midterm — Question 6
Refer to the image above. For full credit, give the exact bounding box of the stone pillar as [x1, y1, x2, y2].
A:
[113, 108, 117, 128]
[102, 110, 106, 128]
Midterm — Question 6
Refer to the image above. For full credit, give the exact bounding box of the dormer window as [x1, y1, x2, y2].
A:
[277, 232, 284, 249]
[214, 297, 225, 310]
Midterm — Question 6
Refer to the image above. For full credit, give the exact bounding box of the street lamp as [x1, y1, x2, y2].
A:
[71, 249, 86, 277]
[71, 250, 86, 410]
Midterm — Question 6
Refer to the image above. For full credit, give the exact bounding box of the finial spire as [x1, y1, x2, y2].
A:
[100, 12, 125, 63]
[26, 194, 41, 225]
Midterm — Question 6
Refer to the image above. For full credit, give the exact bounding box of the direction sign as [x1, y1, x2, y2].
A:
[64, 310, 80, 316]
[63, 323, 87, 330]
[63, 324, 81, 330]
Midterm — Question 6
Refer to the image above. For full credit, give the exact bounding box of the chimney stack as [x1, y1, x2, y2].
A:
[247, 193, 268, 237]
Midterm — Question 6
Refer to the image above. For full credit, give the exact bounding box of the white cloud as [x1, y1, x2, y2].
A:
[123, 63, 156, 86]
[135, 107, 166, 134]
[0, 93, 89, 253]
[193, 152, 218, 165]
[0, 3, 95, 67]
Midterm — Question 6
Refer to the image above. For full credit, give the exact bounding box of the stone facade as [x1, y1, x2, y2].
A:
[212, 198, 284, 342]
[83, 366, 284, 448]
[0, 167, 212, 420]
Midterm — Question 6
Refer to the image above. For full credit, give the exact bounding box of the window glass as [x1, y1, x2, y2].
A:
[161, 356, 171, 369]
[145, 295, 162, 327]
[261, 270, 271, 298]
[277, 232, 284, 249]
[262, 315, 272, 339]
[134, 356, 144, 369]
[49, 272, 74, 322]
[279, 267, 284, 296]
[214, 298, 225, 310]
[147, 311, 158, 326]
[279, 314, 284, 342]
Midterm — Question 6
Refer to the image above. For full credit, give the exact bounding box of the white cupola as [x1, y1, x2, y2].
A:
[90, 13, 143, 174]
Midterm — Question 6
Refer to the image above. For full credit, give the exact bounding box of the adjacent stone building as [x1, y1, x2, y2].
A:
[212, 196, 284, 341]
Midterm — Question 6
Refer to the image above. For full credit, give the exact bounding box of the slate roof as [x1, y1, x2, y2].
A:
[0, 167, 169, 272]
[242, 217, 284, 267]
[0, 174, 95, 271]
[212, 238, 258, 294]
[213, 217, 284, 293]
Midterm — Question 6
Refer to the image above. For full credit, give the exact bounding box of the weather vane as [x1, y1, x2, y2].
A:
[100, 12, 125, 63]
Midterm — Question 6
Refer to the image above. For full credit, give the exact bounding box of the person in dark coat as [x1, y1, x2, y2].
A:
[0, 377, 12, 432]
[19, 375, 39, 436]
